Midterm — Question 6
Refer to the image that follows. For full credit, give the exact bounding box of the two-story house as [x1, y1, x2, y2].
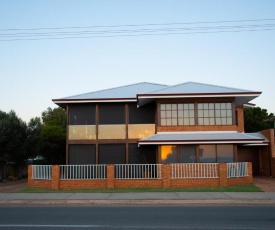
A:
[53, 82, 274, 176]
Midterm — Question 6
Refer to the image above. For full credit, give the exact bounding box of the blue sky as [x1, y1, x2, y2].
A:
[1, 1, 274, 122]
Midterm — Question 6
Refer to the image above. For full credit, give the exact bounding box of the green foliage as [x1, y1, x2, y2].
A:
[0, 107, 66, 178]
[26, 117, 42, 159]
[0, 110, 28, 178]
[40, 107, 66, 164]
[244, 107, 274, 132]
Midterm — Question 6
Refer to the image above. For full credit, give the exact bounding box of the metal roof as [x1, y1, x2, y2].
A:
[144, 82, 254, 94]
[52, 82, 168, 106]
[138, 131, 268, 145]
[52, 81, 261, 107]
[137, 82, 261, 107]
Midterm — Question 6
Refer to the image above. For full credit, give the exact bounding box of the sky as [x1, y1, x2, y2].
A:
[1, 1, 274, 122]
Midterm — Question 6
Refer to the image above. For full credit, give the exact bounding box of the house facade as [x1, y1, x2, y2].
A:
[53, 82, 274, 176]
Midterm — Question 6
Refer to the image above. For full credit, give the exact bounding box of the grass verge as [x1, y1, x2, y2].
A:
[17, 184, 262, 193]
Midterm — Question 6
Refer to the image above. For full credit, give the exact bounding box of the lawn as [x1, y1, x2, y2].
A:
[18, 184, 262, 193]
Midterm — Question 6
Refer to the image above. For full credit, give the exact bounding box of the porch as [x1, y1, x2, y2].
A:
[28, 162, 252, 190]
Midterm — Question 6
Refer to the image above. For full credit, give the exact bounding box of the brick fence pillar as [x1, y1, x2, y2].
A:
[107, 164, 115, 189]
[28, 165, 32, 187]
[219, 163, 228, 187]
[162, 164, 171, 188]
[51, 165, 60, 190]
[248, 162, 253, 183]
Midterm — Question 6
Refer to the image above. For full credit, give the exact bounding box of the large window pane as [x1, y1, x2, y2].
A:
[128, 103, 155, 124]
[68, 125, 96, 140]
[199, 145, 216, 163]
[99, 103, 125, 124]
[128, 124, 155, 139]
[69, 104, 95, 125]
[98, 144, 126, 164]
[160, 103, 195, 126]
[68, 144, 95, 165]
[179, 145, 196, 163]
[217, 145, 234, 162]
[161, 145, 177, 163]
[129, 144, 156, 164]
[98, 125, 126, 139]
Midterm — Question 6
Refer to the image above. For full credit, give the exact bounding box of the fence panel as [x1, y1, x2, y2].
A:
[115, 164, 162, 179]
[32, 165, 52, 179]
[227, 162, 248, 178]
[171, 163, 219, 178]
[60, 165, 107, 180]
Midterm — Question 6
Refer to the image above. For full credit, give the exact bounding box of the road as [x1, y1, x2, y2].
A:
[0, 205, 275, 229]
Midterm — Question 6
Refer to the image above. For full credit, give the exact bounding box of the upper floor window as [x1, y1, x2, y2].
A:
[198, 102, 232, 125]
[160, 103, 195, 126]
[160, 102, 233, 126]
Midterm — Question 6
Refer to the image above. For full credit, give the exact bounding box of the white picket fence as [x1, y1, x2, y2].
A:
[60, 165, 106, 180]
[227, 162, 248, 178]
[115, 164, 162, 179]
[32, 165, 52, 179]
[171, 163, 219, 178]
[31, 162, 249, 180]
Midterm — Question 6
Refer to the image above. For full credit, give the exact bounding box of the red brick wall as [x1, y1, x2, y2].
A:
[260, 129, 275, 177]
[28, 163, 253, 190]
[59, 180, 107, 190]
[115, 180, 162, 188]
[171, 178, 219, 188]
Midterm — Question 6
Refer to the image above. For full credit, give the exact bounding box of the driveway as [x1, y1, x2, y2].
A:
[0, 179, 27, 193]
[253, 177, 275, 192]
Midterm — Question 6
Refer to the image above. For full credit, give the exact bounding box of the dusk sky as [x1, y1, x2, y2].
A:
[1, 1, 274, 122]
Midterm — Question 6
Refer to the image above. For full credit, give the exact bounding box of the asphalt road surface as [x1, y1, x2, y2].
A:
[0, 205, 275, 229]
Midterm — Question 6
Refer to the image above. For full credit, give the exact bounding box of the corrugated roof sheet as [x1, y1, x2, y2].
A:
[63, 82, 168, 100]
[138, 131, 268, 145]
[141, 82, 255, 95]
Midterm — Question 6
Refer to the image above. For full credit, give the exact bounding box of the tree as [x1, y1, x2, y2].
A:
[244, 107, 274, 132]
[0, 110, 28, 179]
[26, 117, 42, 160]
[40, 107, 66, 164]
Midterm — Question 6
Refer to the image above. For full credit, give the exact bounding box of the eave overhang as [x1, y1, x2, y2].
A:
[137, 92, 262, 107]
[138, 131, 268, 146]
[52, 98, 137, 108]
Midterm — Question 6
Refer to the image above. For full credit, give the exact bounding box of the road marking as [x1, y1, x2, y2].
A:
[0, 225, 104, 228]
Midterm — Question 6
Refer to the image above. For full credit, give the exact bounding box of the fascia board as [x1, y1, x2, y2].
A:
[52, 98, 137, 104]
[139, 140, 265, 145]
[137, 92, 261, 99]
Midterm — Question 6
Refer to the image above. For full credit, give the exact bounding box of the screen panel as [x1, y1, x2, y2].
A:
[68, 144, 96, 165]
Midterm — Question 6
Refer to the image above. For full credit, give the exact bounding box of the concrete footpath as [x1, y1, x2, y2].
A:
[1, 192, 275, 205]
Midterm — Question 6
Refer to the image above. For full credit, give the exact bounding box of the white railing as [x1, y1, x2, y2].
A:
[115, 164, 162, 179]
[171, 163, 219, 178]
[60, 165, 107, 180]
[227, 162, 248, 178]
[32, 165, 52, 179]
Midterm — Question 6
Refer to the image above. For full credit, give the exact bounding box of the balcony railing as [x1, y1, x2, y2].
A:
[115, 164, 162, 179]
[32, 165, 52, 179]
[60, 165, 107, 180]
[227, 162, 248, 178]
[171, 163, 219, 178]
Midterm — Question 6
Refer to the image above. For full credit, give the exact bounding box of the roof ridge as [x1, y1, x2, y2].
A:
[144, 81, 258, 94]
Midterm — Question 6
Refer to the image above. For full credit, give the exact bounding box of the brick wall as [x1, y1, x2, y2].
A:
[260, 129, 275, 177]
[28, 163, 253, 190]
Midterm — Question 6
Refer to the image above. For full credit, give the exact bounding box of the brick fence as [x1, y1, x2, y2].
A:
[28, 163, 253, 190]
